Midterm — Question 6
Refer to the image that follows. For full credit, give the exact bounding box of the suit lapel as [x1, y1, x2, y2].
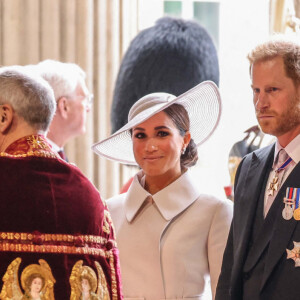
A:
[232, 145, 274, 285]
[261, 163, 300, 289]
[243, 149, 277, 272]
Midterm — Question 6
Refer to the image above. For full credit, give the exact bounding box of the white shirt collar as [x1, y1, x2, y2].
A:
[274, 133, 300, 164]
[125, 170, 200, 222]
[46, 138, 62, 153]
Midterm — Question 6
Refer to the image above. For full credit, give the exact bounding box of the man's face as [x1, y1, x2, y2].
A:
[251, 56, 300, 145]
[66, 80, 91, 138]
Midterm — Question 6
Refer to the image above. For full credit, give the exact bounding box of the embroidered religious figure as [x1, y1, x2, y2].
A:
[0, 257, 56, 299]
[70, 260, 110, 300]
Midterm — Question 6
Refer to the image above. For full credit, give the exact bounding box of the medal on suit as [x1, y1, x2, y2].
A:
[268, 157, 292, 196]
[282, 188, 295, 220]
[293, 188, 300, 221]
[286, 241, 300, 267]
[282, 187, 297, 221]
[282, 204, 294, 220]
[268, 175, 279, 196]
[294, 209, 300, 221]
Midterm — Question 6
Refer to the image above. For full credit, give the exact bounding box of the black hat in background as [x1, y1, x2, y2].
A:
[111, 16, 219, 133]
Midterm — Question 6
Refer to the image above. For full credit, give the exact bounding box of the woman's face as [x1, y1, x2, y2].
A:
[132, 111, 188, 182]
[81, 278, 91, 293]
[30, 277, 43, 294]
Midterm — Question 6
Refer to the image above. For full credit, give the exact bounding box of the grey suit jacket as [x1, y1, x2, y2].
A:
[216, 144, 300, 300]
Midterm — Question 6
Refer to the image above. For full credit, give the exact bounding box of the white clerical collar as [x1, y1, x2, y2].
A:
[46, 138, 62, 153]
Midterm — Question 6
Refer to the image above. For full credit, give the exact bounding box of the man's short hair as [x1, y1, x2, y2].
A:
[36, 59, 86, 101]
[0, 66, 56, 131]
[247, 34, 300, 85]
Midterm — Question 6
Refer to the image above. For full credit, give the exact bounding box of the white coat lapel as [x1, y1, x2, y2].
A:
[124, 170, 200, 222]
[153, 171, 200, 221]
[124, 173, 151, 222]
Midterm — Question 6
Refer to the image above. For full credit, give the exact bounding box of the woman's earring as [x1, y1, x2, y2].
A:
[181, 146, 186, 155]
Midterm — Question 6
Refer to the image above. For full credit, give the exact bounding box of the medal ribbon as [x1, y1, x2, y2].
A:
[295, 188, 300, 210]
[285, 187, 300, 208]
[276, 156, 292, 173]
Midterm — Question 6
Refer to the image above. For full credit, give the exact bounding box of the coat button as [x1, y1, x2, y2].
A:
[105, 241, 114, 250]
[32, 231, 44, 245]
[74, 236, 84, 247]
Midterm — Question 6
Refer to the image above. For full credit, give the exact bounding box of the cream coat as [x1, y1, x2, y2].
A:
[107, 170, 233, 300]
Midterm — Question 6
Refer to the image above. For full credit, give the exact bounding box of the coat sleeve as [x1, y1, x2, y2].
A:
[207, 199, 233, 299]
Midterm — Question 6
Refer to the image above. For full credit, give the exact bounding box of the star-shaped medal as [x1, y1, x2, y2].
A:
[268, 175, 279, 196]
[286, 241, 300, 267]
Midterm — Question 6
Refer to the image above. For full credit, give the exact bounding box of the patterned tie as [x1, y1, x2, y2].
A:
[265, 149, 290, 217]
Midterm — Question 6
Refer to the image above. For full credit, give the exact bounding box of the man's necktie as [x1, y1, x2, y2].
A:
[265, 149, 291, 217]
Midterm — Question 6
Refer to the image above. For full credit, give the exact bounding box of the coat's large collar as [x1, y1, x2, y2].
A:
[125, 170, 200, 222]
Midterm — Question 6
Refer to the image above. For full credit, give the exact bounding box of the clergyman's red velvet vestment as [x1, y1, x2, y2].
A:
[0, 135, 122, 299]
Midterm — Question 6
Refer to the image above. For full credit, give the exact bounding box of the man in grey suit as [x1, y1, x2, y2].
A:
[216, 35, 300, 300]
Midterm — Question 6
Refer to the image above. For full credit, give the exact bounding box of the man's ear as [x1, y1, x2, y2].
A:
[0, 104, 13, 133]
[56, 97, 69, 119]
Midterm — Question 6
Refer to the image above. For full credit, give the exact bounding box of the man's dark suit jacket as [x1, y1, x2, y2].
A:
[216, 144, 300, 300]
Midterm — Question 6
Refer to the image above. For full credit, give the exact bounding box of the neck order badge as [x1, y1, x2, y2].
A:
[268, 153, 292, 196]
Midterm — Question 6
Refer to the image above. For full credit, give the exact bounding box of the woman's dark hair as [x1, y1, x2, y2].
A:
[164, 103, 198, 168]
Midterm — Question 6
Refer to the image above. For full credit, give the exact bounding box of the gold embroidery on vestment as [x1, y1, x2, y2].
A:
[0, 258, 56, 299]
[27, 136, 47, 149]
[109, 252, 118, 300]
[0, 243, 110, 257]
[69, 260, 110, 300]
[0, 231, 116, 247]
[103, 211, 113, 235]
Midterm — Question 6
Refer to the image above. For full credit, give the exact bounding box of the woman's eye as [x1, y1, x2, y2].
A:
[134, 132, 145, 139]
[157, 131, 169, 137]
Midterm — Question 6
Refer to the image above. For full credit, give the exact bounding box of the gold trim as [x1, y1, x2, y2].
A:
[0, 151, 58, 159]
[103, 211, 112, 235]
[0, 232, 115, 246]
[109, 252, 118, 300]
[0, 243, 114, 257]
[0, 135, 59, 159]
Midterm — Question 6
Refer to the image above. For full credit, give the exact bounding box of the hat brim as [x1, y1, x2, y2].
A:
[92, 81, 221, 165]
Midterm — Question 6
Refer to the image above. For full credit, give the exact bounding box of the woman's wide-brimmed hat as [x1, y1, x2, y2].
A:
[92, 81, 221, 165]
